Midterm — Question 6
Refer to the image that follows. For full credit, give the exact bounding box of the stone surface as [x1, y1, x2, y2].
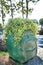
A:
[0, 47, 43, 65]
[24, 47, 43, 65]
[24, 56, 43, 65]
[0, 55, 9, 65]
[0, 55, 16, 65]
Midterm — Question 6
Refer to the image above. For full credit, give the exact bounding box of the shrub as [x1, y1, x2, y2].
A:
[39, 29, 43, 35]
[32, 19, 38, 24]
[39, 18, 43, 26]
[5, 18, 38, 42]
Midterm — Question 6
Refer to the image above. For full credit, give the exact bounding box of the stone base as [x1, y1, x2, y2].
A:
[0, 55, 16, 65]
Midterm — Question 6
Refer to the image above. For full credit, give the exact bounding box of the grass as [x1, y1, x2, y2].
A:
[0, 51, 9, 56]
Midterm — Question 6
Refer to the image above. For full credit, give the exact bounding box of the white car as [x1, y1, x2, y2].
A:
[37, 35, 43, 47]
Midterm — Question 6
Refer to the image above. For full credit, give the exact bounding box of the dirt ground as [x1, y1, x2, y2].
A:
[0, 47, 43, 65]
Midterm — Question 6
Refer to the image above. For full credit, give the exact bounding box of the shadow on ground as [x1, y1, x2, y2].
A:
[24, 56, 43, 65]
[0, 56, 43, 65]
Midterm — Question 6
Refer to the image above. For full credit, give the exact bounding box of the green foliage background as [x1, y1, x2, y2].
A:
[39, 18, 43, 26]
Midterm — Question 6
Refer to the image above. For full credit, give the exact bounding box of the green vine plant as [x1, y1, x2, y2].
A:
[5, 18, 38, 42]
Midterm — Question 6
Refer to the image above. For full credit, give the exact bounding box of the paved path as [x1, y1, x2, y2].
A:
[37, 47, 43, 60]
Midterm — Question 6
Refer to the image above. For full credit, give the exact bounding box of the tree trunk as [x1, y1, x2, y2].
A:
[22, 0, 24, 18]
[1, 0, 4, 26]
[26, 0, 28, 18]
[10, 0, 13, 18]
